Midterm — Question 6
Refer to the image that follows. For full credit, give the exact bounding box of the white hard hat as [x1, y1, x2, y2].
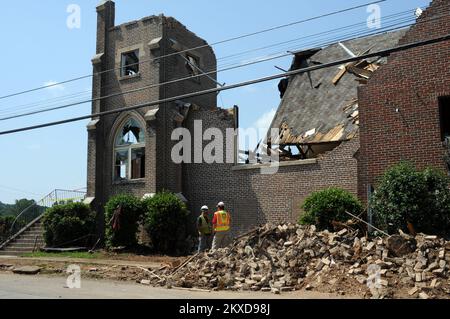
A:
[217, 202, 225, 207]
[201, 205, 209, 211]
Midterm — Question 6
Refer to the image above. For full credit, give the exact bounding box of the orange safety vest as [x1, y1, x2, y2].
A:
[214, 210, 230, 232]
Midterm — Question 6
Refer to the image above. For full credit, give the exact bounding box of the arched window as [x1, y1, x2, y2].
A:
[114, 117, 145, 181]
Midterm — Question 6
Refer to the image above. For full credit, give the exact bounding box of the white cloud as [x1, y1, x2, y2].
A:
[43, 81, 65, 92]
[253, 108, 276, 132]
[242, 85, 258, 93]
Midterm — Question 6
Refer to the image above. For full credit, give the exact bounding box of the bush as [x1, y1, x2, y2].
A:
[42, 203, 96, 248]
[143, 191, 192, 254]
[372, 162, 450, 236]
[104, 194, 144, 248]
[299, 187, 363, 230]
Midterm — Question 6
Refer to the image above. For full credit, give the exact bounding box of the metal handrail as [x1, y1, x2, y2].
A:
[9, 190, 55, 233]
[0, 189, 87, 249]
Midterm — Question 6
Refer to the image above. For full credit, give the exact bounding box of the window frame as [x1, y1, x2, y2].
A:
[113, 117, 146, 182]
[439, 96, 450, 142]
[185, 53, 201, 83]
[120, 49, 140, 78]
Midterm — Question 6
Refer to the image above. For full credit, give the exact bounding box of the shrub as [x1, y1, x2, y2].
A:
[299, 187, 363, 230]
[0, 215, 15, 242]
[372, 162, 450, 236]
[104, 194, 144, 248]
[143, 191, 192, 254]
[42, 203, 96, 248]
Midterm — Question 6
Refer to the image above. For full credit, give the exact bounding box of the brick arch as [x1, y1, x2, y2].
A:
[108, 110, 147, 149]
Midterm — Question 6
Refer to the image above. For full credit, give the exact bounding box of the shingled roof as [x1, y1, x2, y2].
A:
[270, 30, 407, 145]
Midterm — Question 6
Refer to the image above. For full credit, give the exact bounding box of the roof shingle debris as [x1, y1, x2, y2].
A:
[270, 30, 407, 149]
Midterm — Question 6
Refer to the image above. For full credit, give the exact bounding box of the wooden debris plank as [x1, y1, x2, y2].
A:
[171, 253, 199, 275]
[347, 66, 373, 79]
[235, 227, 260, 240]
[173, 287, 211, 293]
[332, 67, 348, 85]
[136, 266, 163, 280]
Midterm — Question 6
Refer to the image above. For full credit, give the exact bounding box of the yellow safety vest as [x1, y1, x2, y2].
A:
[214, 210, 230, 232]
[198, 215, 212, 235]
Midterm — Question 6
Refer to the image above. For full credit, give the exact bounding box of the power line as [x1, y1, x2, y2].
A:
[0, 0, 386, 101]
[1, 33, 448, 136]
[0, 185, 43, 197]
[1, 8, 433, 119]
[216, 9, 414, 64]
[0, 6, 420, 117]
[0, 22, 411, 121]
[1, 9, 441, 122]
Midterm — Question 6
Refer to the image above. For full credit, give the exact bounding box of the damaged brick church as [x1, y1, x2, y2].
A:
[86, 0, 450, 237]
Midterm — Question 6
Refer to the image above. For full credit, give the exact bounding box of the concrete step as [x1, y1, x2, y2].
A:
[0, 219, 45, 253]
[5, 242, 40, 250]
[2, 246, 41, 253]
[17, 234, 44, 240]
[8, 239, 45, 244]
[0, 251, 23, 256]
[22, 231, 42, 236]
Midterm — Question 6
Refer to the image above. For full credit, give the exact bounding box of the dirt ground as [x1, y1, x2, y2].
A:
[0, 255, 184, 282]
[0, 257, 360, 299]
[0, 256, 425, 299]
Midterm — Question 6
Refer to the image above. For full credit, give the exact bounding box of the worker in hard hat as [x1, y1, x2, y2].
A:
[212, 202, 231, 250]
[197, 205, 212, 253]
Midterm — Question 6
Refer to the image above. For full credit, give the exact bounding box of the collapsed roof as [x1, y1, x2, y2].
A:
[270, 30, 408, 146]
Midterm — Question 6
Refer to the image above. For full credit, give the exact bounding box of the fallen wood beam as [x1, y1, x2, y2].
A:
[332, 67, 348, 85]
[234, 227, 260, 240]
[171, 253, 199, 275]
[172, 287, 211, 293]
[347, 65, 373, 79]
[135, 266, 163, 280]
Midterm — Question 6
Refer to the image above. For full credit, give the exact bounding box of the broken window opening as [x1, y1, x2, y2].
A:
[114, 118, 145, 181]
[439, 96, 450, 141]
[185, 53, 201, 78]
[278, 78, 289, 99]
[121, 50, 140, 77]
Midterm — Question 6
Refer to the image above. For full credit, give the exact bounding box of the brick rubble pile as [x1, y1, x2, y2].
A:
[149, 224, 450, 299]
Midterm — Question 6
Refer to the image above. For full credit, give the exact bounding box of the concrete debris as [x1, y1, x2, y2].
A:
[12, 266, 41, 275]
[135, 223, 449, 299]
[140, 279, 151, 285]
[419, 292, 430, 299]
[408, 286, 419, 296]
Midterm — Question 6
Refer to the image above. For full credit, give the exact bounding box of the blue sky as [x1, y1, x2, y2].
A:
[0, 0, 430, 204]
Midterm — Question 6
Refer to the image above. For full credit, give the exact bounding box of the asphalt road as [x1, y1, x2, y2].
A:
[0, 273, 346, 299]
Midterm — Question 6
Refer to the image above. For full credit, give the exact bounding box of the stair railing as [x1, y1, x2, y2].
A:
[0, 189, 87, 249]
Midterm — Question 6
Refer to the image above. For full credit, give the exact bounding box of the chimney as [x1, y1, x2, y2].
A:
[96, 0, 115, 55]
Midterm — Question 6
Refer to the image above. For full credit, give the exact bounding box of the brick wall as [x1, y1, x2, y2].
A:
[183, 109, 360, 237]
[89, 1, 360, 239]
[87, 2, 217, 237]
[358, 0, 450, 201]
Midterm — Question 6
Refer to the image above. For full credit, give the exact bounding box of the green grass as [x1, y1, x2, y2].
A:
[22, 251, 102, 259]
